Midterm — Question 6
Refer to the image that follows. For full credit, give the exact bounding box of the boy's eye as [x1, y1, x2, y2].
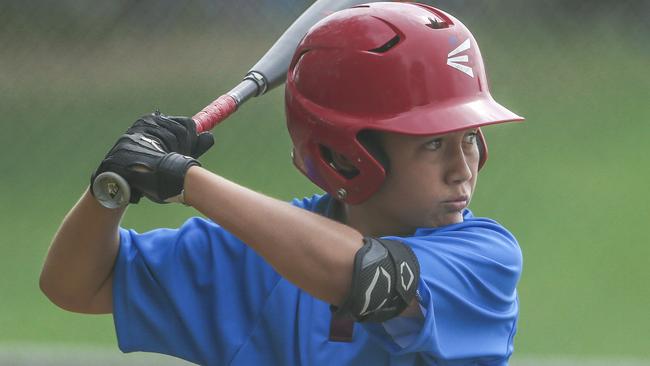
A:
[464, 132, 478, 144]
[424, 139, 442, 150]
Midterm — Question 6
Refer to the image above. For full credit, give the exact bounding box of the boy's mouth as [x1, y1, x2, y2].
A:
[441, 195, 469, 210]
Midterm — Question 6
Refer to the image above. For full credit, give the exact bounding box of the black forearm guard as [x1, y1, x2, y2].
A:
[337, 238, 420, 322]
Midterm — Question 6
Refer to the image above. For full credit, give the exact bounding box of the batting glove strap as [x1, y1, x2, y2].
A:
[153, 152, 200, 203]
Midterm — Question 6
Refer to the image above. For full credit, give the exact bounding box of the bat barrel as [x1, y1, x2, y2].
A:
[248, 0, 374, 93]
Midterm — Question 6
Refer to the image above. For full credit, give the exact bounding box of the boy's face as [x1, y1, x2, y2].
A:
[364, 128, 480, 231]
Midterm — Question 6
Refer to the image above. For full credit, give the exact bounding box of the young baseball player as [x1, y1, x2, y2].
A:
[41, 3, 524, 365]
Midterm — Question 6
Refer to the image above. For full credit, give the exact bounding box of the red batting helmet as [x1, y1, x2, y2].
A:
[285, 2, 524, 204]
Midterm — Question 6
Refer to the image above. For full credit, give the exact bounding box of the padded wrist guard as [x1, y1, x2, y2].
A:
[337, 238, 420, 322]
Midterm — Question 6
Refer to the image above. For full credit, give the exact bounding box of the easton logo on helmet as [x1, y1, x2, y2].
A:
[447, 38, 474, 78]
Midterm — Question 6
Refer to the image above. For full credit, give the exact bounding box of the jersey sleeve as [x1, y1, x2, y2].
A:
[361, 216, 522, 362]
[112, 217, 282, 365]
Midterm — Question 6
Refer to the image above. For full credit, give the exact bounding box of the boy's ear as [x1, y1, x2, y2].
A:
[320, 146, 359, 179]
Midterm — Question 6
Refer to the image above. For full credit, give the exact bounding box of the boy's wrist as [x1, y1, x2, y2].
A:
[182, 165, 203, 207]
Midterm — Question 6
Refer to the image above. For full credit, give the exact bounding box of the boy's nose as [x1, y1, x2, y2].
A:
[445, 149, 473, 185]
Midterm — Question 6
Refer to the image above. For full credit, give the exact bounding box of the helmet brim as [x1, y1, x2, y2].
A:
[368, 96, 525, 136]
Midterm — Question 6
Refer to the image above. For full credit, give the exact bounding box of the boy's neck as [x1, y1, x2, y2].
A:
[340, 201, 416, 238]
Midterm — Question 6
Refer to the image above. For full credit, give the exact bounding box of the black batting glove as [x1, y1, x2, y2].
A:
[126, 112, 214, 159]
[91, 112, 214, 204]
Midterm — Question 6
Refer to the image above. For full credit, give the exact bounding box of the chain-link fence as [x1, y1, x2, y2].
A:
[1, 0, 649, 363]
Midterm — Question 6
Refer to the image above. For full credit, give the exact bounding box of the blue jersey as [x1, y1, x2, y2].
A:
[113, 194, 521, 365]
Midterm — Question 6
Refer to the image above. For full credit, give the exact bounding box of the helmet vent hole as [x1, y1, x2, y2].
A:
[425, 16, 449, 29]
[368, 35, 400, 54]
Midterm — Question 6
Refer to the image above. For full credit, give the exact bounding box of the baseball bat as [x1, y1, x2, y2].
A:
[92, 0, 382, 208]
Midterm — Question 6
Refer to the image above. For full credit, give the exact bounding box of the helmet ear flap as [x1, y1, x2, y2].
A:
[477, 128, 488, 170]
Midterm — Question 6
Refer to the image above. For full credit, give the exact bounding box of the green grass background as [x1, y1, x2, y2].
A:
[1, 6, 648, 360]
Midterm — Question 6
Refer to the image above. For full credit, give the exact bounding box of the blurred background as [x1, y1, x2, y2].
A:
[1, 0, 648, 365]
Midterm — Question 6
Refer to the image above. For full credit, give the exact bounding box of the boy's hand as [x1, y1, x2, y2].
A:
[91, 113, 214, 204]
[125, 113, 214, 159]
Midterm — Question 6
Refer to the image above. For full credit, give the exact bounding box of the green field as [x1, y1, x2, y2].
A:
[1, 9, 648, 363]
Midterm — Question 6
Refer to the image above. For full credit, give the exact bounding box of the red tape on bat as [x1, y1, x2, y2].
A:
[192, 94, 238, 133]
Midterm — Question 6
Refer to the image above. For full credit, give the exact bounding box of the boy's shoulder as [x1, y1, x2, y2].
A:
[398, 210, 522, 271]
[412, 210, 515, 238]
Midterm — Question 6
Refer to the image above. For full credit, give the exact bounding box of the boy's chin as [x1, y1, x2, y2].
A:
[430, 212, 464, 228]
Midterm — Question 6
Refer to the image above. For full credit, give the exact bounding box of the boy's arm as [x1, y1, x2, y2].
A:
[40, 113, 213, 314]
[40, 189, 123, 314]
[184, 166, 364, 305]
[41, 112, 413, 317]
